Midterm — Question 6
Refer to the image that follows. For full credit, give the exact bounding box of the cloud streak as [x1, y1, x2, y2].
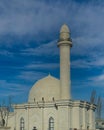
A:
[17, 71, 47, 82]
[0, 0, 104, 102]
[0, 0, 68, 36]
[71, 56, 104, 69]
[20, 40, 59, 56]
[0, 0, 103, 38]
[0, 80, 29, 97]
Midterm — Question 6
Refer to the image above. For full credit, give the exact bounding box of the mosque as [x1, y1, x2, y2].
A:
[6, 24, 96, 130]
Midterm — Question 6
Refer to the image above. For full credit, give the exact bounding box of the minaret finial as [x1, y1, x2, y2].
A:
[58, 24, 72, 47]
[60, 24, 70, 33]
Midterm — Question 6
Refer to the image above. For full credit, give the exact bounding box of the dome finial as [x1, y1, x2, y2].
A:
[48, 73, 51, 77]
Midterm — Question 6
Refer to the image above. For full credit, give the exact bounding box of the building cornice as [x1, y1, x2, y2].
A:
[12, 100, 96, 111]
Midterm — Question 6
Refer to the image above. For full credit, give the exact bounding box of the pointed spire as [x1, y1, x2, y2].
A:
[58, 24, 72, 47]
[60, 24, 70, 33]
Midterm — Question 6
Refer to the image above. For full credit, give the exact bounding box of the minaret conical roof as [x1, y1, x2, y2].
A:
[60, 24, 70, 33]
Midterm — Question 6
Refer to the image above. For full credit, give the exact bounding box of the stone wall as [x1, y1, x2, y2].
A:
[0, 127, 11, 130]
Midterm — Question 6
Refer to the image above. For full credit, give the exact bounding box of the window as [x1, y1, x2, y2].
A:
[20, 117, 25, 130]
[49, 117, 54, 130]
[87, 126, 89, 130]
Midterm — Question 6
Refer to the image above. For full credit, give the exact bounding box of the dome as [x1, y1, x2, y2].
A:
[28, 75, 60, 102]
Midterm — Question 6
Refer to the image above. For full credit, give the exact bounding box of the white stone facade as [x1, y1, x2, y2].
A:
[8, 100, 96, 130]
[6, 24, 96, 130]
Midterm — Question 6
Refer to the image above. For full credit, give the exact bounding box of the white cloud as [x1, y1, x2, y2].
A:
[71, 55, 104, 68]
[0, 0, 103, 39]
[71, 59, 91, 68]
[0, 0, 104, 102]
[26, 63, 59, 70]
[83, 74, 104, 93]
[0, 80, 29, 97]
[0, 0, 104, 61]
[0, 50, 13, 56]
[92, 57, 104, 67]
[17, 71, 47, 82]
[0, 0, 68, 36]
[21, 40, 59, 56]
[89, 74, 104, 82]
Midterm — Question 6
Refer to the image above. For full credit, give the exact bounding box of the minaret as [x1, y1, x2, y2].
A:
[57, 24, 72, 99]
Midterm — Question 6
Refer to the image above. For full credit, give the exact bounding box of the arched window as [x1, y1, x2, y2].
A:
[49, 117, 54, 130]
[20, 117, 25, 130]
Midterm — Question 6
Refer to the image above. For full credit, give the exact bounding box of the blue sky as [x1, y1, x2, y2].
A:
[0, 0, 104, 106]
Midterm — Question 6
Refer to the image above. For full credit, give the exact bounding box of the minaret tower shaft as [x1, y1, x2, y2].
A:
[58, 24, 72, 99]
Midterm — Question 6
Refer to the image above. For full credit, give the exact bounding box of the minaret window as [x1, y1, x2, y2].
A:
[20, 117, 25, 130]
[49, 117, 54, 130]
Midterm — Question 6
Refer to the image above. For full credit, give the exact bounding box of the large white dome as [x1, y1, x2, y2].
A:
[28, 75, 60, 102]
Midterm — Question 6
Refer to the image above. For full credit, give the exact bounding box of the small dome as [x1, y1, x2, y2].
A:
[60, 24, 70, 33]
[28, 75, 60, 102]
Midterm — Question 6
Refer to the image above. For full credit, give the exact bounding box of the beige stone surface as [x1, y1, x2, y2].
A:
[7, 24, 96, 130]
[8, 100, 96, 130]
[58, 24, 72, 99]
[28, 75, 60, 102]
[0, 127, 11, 130]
